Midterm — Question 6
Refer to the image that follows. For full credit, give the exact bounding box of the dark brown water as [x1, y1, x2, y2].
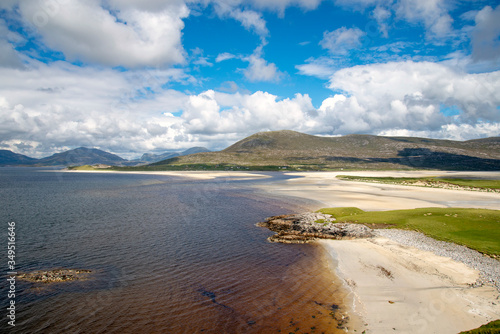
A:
[0, 169, 353, 333]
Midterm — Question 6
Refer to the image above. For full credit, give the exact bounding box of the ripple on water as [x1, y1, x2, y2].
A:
[0, 169, 354, 333]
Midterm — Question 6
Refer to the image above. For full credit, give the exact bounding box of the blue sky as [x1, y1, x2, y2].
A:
[0, 0, 499, 158]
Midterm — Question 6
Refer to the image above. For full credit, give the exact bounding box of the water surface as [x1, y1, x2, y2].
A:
[0, 169, 350, 333]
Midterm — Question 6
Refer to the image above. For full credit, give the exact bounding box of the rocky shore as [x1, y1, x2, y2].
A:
[257, 212, 373, 243]
[18, 269, 93, 283]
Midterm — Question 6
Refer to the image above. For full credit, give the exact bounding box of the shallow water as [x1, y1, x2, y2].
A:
[0, 169, 351, 333]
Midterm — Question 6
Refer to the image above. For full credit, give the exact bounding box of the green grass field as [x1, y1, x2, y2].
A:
[317, 207, 500, 257]
[336, 175, 500, 190]
[459, 320, 500, 334]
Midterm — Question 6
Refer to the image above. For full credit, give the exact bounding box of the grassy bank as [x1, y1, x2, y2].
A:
[459, 320, 500, 334]
[317, 207, 500, 257]
[336, 175, 500, 192]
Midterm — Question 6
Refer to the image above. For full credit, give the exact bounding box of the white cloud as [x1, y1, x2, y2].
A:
[470, 5, 500, 67]
[394, 0, 453, 39]
[379, 122, 500, 141]
[320, 27, 366, 55]
[216, 52, 237, 62]
[181, 90, 315, 134]
[324, 61, 500, 135]
[17, 0, 189, 68]
[243, 46, 283, 82]
[248, 0, 323, 15]
[295, 57, 337, 79]
[0, 19, 25, 68]
[373, 5, 391, 37]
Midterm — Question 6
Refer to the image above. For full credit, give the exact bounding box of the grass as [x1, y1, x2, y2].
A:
[67, 165, 103, 170]
[336, 175, 500, 190]
[459, 320, 500, 334]
[317, 207, 500, 257]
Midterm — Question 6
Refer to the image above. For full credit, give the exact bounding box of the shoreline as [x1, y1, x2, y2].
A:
[253, 171, 500, 333]
[66, 169, 500, 332]
[319, 235, 500, 334]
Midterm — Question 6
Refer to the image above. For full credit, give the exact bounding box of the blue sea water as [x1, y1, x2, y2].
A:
[0, 168, 347, 333]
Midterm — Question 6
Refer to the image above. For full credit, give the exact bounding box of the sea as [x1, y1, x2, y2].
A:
[0, 168, 350, 333]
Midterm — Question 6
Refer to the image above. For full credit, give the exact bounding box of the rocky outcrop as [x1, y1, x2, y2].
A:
[18, 269, 92, 283]
[257, 212, 373, 243]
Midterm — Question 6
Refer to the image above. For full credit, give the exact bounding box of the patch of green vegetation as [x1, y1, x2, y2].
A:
[438, 178, 500, 189]
[317, 207, 500, 256]
[67, 165, 100, 170]
[459, 320, 500, 334]
[317, 207, 366, 217]
[336, 175, 500, 190]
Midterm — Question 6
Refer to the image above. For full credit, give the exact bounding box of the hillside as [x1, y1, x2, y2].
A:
[137, 147, 211, 164]
[148, 130, 500, 171]
[37, 147, 127, 166]
[0, 150, 38, 166]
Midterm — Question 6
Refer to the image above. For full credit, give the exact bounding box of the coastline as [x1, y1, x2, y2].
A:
[254, 171, 500, 333]
[319, 235, 500, 334]
[65, 169, 500, 332]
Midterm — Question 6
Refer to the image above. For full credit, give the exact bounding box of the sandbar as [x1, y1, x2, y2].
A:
[63, 169, 271, 180]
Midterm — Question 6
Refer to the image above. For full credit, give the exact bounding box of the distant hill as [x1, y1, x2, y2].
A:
[149, 130, 500, 171]
[0, 150, 38, 166]
[37, 147, 127, 166]
[138, 147, 211, 164]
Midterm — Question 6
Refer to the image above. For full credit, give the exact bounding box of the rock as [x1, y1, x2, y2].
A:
[257, 212, 373, 243]
[17, 269, 92, 283]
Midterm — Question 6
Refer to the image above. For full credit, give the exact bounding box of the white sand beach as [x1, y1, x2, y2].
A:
[259, 171, 500, 211]
[257, 171, 500, 333]
[64, 169, 272, 180]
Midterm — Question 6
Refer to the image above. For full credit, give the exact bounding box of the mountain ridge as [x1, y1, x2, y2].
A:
[149, 130, 500, 171]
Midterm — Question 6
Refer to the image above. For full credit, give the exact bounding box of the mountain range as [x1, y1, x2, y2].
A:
[0, 147, 210, 167]
[2, 130, 500, 170]
[147, 130, 500, 171]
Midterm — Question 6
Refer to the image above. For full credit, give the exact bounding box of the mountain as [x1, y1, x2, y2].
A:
[149, 130, 500, 171]
[137, 147, 211, 164]
[37, 147, 127, 166]
[0, 150, 38, 166]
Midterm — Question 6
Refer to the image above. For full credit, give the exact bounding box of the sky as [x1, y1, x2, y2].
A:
[0, 0, 499, 159]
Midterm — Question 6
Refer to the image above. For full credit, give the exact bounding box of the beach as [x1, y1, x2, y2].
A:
[257, 171, 500, 333]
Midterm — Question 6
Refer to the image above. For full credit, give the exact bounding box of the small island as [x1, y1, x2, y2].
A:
[18, 269, 93, 283]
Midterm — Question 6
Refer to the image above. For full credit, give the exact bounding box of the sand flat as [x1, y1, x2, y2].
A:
[321, 237, 500, 334]
[260, 171, 500, 211]
[64, 169, 271, 180]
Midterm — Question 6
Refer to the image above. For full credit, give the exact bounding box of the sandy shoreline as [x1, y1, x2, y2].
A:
[62, 169, 272, 180]
[320, 237, 500, 334]
[254, 171, 500, 333]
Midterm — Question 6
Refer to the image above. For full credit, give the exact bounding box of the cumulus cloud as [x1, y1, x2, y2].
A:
[17, 0, 188, 67]
[320, 27, 366, 55]
[395, 0, 453, 39]
[181, 90, 315, 134]
[471, 5, 500, 67]
[0, 19, 25, 68]
[243, 46, 283, 82]
[322, 61, 500, 137]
